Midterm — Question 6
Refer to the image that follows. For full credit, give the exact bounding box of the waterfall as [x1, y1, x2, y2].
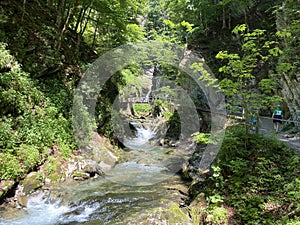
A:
[145, 90, 152, 102]
[123, 121, 155, 148]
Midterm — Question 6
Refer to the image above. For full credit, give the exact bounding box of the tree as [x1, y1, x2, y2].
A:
[216, 24, 282, 134]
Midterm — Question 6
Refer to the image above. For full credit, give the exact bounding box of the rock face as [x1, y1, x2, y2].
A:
[281, 73, 300, 129]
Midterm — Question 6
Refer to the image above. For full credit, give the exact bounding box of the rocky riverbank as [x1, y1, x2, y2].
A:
[0, 132, 120, 209]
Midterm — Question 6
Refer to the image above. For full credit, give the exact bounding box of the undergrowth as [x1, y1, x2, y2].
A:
[195, 125, 300, 224]
[0, 43, 74, 180]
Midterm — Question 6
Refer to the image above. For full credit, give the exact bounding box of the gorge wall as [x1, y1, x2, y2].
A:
[281, 73, 300, 129]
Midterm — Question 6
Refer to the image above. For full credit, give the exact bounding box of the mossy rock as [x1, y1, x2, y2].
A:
[121, 203, 190, 224]
[47, 173, 63, 182]
[21, 172, 43, 195]
[43, 157, 66, 182]
[0, 180, 15, 199]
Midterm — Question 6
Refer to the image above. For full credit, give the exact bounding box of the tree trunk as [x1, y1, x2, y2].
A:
[222, 5, 226, 29]
[56, 0, 79, 51]
[21, 0, 26, 23]
[76, 6, 93, 57]
[56, 0, 66, 30]
[75, 7, 85, 32]
[75, 0, 94, 32]
[92, 15, 99, 50]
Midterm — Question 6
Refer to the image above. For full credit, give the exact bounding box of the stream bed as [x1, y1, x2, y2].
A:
[0, 125, 190, 225]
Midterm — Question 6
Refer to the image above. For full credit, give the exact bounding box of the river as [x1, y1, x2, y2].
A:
[0, 124, 190, 224]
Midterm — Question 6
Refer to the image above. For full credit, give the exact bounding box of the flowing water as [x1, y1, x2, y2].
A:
[0, 123, 189, 225]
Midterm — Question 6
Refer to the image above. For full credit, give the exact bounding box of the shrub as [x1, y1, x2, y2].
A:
[0, 43, 74, 180]
[132, 103, 151, 116]
[203, 125, 300, 224]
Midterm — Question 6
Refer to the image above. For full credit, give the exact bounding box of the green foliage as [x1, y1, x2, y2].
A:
[0, 153, 24, 180]
[79, 0, 147, 53]
[126, 24, 145, 42]
[0, 43, 74, 180]
[206, 205, 228, 224]
[73, 94, 96, 148]
[216, 24, 282, 133]
[132, 103, 151, 116]
[190, 61, 219, 87]
[118, 67, 144, 102]
[275, 1, 300, 79]
[203, 125, 300, 224]
[152, 99, 175, 120]
[161, 110, 173, 120]
[192, 132, 217, 145]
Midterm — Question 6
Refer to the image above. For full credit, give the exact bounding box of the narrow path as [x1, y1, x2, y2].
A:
[259, 117, 300, 151]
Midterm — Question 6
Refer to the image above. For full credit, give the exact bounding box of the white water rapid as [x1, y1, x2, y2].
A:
[0, 123, 188, 225]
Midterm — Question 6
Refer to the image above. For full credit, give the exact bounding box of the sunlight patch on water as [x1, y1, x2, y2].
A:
[106, 162, 171, 186]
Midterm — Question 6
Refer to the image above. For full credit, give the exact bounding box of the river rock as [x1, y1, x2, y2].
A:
[17, 195, 28, 207]
[98, 161, 112, 173]
[0, 180, 15, 200]
[0, 207, 28, 221]
[21, 172, 43, 195]
[165, 183, 189, 196]
[72, 171, 90, 181]
[82, 160, 104, 177]
[81, 132, 119, 164]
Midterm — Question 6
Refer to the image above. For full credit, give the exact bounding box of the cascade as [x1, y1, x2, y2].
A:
[0, 122, 188, 225]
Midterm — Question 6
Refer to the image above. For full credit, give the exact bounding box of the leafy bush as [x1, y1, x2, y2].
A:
[132, 103, 151, 116]
[0, 152, 24, 180]
[203, 125, 300, 224]
[0, 43, 74, 180]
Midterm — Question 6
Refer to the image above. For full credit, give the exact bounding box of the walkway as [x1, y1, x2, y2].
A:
[259, 117, 300, 151]
[126, 96, 300, 151]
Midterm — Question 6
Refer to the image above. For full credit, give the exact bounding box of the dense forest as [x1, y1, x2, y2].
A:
[0, 0, 300, 224]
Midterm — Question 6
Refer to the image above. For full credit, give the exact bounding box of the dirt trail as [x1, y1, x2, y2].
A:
[259, 117, 300, 151]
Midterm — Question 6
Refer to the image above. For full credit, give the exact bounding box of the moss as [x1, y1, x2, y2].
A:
[22, 172, 43, 195]
[42, 156, 66, 182]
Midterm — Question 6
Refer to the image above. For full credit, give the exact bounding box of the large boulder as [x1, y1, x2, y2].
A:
[21, 172, 43, 195]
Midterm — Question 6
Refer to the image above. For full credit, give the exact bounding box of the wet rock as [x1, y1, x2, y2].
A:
[159, 138, 169, 146]
[185, 144, 207, 179]
[81, 132, 119, 165]
[166, 183, 189, 196]
[82, 160, 104, 177]
[17, 195, 28, 207]
[168, 140, 177, 147]
[72, 172, 90, 181]
[0, 207, 28, 221]
[281, 73, 300, 130]
[22, 172, 43, 195]
[99, 161, 112, 173]
[181, 163, 189, 179]
[189, 192, 207, 209]
[44, 178, 51, 185]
